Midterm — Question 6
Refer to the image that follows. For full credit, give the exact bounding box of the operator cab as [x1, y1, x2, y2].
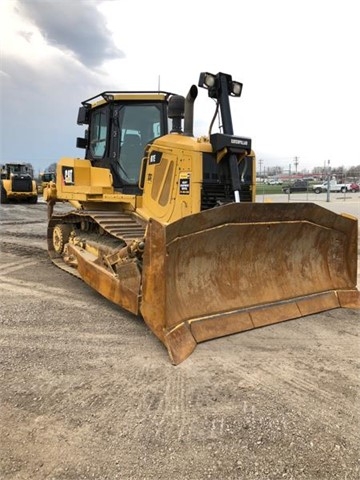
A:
[76, 92, 172, 193]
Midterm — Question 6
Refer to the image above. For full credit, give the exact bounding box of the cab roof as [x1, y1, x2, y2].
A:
[82, 91, 176, 108]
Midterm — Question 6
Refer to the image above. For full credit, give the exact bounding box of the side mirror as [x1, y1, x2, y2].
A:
[77, 106, 90, 125]
[76, 137, 88, 149]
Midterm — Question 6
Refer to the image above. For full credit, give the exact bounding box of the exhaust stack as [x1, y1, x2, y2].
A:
[184, 85, 198, 136]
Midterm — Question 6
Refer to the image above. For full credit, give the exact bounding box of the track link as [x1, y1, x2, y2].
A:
[49, 209, 146, 245]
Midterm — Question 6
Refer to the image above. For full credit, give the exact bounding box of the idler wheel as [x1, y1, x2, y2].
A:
[53, 224, 72, 254]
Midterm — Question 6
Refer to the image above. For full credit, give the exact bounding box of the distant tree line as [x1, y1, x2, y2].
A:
[45, 163, 57, 173]
[259, 164, 360, 181]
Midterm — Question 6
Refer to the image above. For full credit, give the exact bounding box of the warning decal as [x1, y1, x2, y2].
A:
[179, 173, 190, 195]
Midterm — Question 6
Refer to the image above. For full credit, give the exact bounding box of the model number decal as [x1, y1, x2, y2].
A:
[149, 151, 162, 164]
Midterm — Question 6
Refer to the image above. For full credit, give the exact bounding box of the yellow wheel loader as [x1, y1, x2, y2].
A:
[1, 163, 38, 204]
[44, 71, 360, 364]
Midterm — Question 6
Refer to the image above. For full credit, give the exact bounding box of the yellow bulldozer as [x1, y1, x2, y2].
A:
[44, 71, 360, 364]
[1, 162, 38, 204]
[37, 172, 56, 194]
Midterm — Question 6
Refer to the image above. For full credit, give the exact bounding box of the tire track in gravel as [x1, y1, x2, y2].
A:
[219, 350, 360, 442]
[0, 220, 46, 226]
[1, 231, 46, 239]
[0, 276, 100, 310]
[123, 368, 192, 443]
[0, 241, 47, 258]
[151, 371, 189, 442]
[0, 259, 39, 275]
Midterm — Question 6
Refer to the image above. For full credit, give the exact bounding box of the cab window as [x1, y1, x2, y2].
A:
[90, 108, 107, 158]
[116, 104, 165, 185]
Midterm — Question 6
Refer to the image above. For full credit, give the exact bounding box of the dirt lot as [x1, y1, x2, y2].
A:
[0, 198, 359, 480]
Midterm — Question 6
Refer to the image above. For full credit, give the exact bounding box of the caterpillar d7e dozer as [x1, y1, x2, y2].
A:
[44, 71, 360, 364]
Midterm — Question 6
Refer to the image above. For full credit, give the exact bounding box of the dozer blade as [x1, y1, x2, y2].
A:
[140, 202, 360, 364]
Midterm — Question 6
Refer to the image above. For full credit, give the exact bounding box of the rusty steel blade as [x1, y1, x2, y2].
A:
[140, 203, 359, 364]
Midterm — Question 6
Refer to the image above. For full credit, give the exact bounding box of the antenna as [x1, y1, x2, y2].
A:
[158, 75, 161, 91]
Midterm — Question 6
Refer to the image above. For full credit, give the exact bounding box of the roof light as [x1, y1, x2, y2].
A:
[198, 72, 216, 89]
[199, 71, 244, 100]
[230, 81, 243, 97]
[102, 93, 115, 102]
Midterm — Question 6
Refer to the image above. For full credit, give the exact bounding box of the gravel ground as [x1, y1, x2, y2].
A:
[0, 198, 359, 480]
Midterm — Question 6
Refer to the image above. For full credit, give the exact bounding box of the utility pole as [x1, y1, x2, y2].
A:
[287, 163, 292, 201]
[294, 156, 299, 176]
[326, 159, 331, 202]
[258, 158, 263, 181]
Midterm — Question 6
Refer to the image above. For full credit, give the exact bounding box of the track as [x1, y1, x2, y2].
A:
[46, 209, 147, 280]
[48, 209, 146, 244]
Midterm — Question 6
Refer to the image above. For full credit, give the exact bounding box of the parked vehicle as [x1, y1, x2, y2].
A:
[37, 172, 56, 194]
[346, 182, 359, 193]
[0, 162, 38, 204]
[312, 180, 347, 194]
[265, 178, 283, 185]
[282, 180, 309, 194]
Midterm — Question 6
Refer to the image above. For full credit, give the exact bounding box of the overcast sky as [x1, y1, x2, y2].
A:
[1, 0, 359, 174]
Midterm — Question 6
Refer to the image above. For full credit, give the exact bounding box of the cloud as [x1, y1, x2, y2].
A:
[1, 50, 111, 170]
[16, 0, 124, 67]
[0, 0, 127, 171]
